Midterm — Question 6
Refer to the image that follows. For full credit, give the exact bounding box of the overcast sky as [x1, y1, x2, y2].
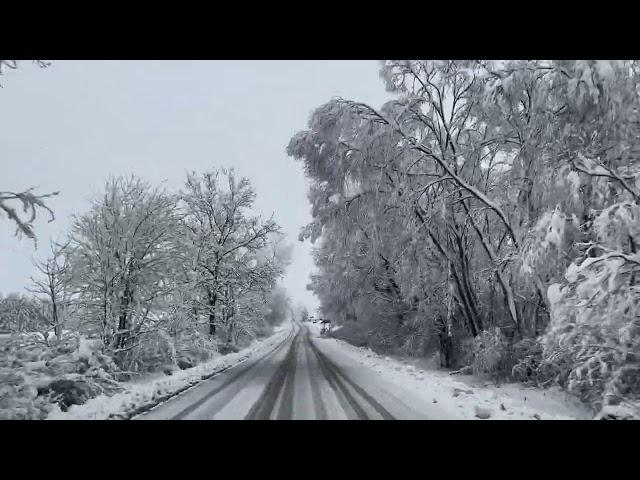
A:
[0, 60, 392, 312]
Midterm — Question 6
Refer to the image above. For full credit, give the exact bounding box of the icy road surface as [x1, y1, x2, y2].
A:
[135, 323, 436, 420]
[132, 322, 588, 421]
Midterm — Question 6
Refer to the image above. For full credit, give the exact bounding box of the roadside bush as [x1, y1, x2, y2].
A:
[471, 328, 512, 378]
[539, 321, 640, 412]
[0, 332, 123, 418]
[511, 338, 544, 384]
[604, 363, 640, 407]
[469, 331, 552, 384]
[175, 329, 218, 369]
[330, 322, 370, 348]
[123, 330, 177, 373]
[233, 318, 273, 347]
[397, 316, 440, 358]
[450, 336, 475, 370]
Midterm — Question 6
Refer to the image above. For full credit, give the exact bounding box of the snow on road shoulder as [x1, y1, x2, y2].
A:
[47, 324, 293, 420]
[311, 329, 592, 420]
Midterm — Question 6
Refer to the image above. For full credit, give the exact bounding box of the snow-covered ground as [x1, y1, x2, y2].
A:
[47, 323, 292, 420]
[310, 324, 593, 420]
[46, 320, 593, 420]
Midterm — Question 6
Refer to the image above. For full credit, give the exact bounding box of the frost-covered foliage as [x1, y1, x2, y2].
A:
[179, 169, 288, 342]
[0, 293, 49, 334]
[1, 61, 56, 244]
[0, 332, 122, 419]
[264, 286, 292, 326]
[68, 176, 181, 363]
[121, 330, 177, 373]
[471, 329, 511, 377]
[289, 60, 640, 415]
[0, 188, 59, 246]
[1, 168, 291, 416]
[471, 330, 545, 382]
[174, 329, 219, 368]
[541, 206, 640, 409]
[53, 172, 288, 368]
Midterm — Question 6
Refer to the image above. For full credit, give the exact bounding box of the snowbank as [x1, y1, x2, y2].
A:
[0, 332, 122, 420]
[47, 323, 292, 420]
[313, 326, 592, 420]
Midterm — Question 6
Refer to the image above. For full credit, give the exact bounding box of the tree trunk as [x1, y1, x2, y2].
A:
[379, 253, 408, 326]
[102, 284, 110, 349]
[52, 300, 61, 338]
[116, 282, 133, 349]
[439, 332, 454, 368]
[208, 260, 221, 336]
[460, 201, 520, 333]
[448, 263, 479, 337]
[630, 235, 637, 286]
[227, 322, 234, 344]
[414, 207, 481, 336]
[208, 293, 217, 336]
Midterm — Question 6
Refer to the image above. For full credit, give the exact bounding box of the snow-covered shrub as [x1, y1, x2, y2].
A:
[36, 371, 122, 412]
[367, 323, 403, 353]
[510, 338, 543, 384]
[397, 315, 441, 358]
[327, 313, 409, 355]
[329, 321, 370, 348]
[0, 332, 123, 418]
[239, 317, 273, 344]
[122, 330, 177, 373]
[542, 320, 640, 411]
[541, 209, 640, 412]
[0, 293, 49, 334]
[175, 329, 218, 368]
[449, 336, 475, 370]
[0, 371, 52, 419]
[471, 328, 513, 378]
[217, 343, 241, 355]
[399, 332, 432, 358]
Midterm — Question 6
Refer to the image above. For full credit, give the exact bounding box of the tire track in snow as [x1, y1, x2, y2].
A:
[304, 332, 327, 420]
[309, 335, 369, 419]
[244, 330, 300, 420]
[309, 333, 396, 420]
[169, 327, 296, 420]
[276, 332, 299, 419]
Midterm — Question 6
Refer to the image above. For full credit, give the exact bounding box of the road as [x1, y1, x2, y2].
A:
[135, 323, 422, 420]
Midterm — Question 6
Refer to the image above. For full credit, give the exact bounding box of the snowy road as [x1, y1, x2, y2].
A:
[135, 323, 427, 420]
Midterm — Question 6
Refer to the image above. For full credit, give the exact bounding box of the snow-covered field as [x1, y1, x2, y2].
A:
[47, 324, 292, 420]
[311, 324, 593, 420]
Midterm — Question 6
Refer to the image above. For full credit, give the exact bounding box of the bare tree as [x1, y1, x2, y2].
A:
[27, 240, 71, 338]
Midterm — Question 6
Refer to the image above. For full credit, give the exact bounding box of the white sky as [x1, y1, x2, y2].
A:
[0, 60, 392, 311]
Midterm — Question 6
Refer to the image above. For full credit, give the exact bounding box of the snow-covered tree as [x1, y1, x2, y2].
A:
[289, 60, 640, 395]
[180, 169, 282, 337]
[0, 293, 48, 334]
[27, 240, 72, 338]
[264, 286, 291, 326]
[69, 176, 180, 357]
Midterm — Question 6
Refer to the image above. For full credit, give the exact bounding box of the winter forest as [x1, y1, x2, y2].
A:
[2, 59, 639, 420]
